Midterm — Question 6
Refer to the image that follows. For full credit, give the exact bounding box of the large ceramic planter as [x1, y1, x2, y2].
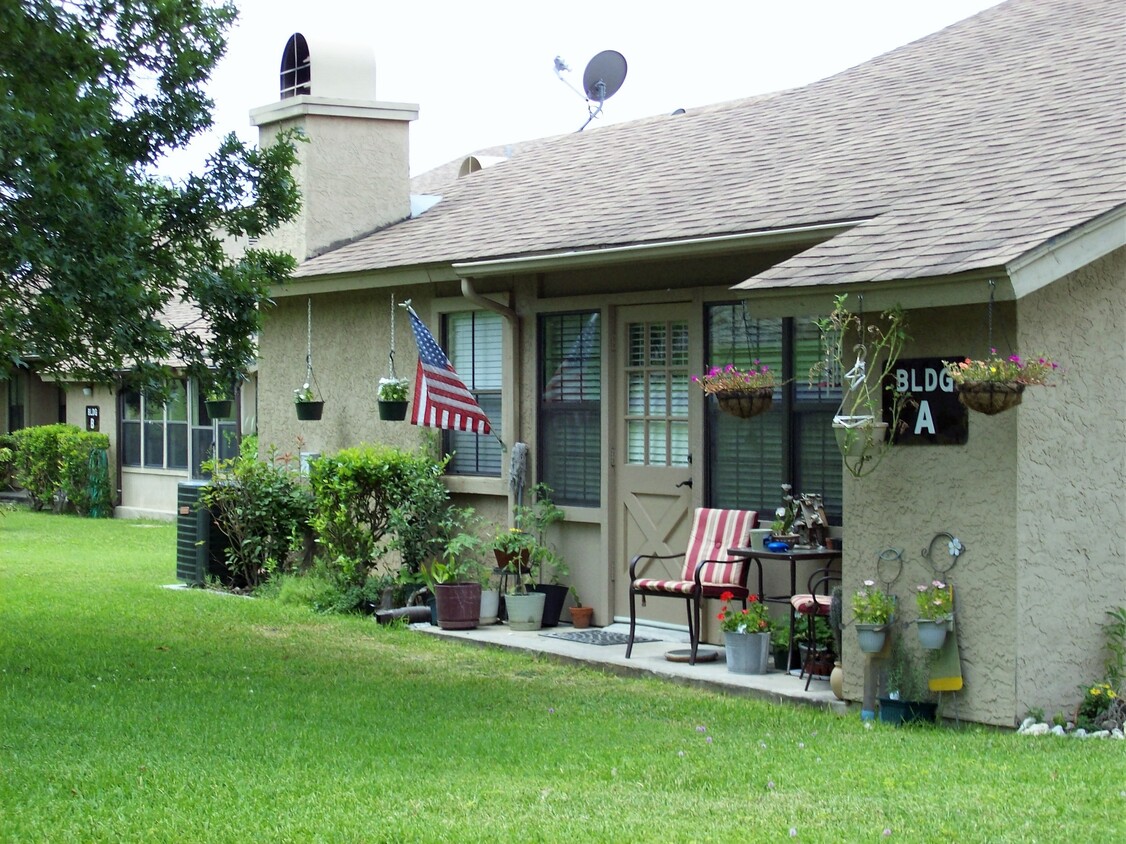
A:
[533, 583, 569, 628]
[479, 588, 500, 626]
[917, 617, 950, 650]
[377, 399, 408, 421]
[434, 583, 481, 630]
[504, 591, 546, 631]
[878, 697, 938, 725]
[295, 401, 324, 421]
[956, 381, 1024, 415]
[724, 631, 770, 674]
[713, 387, 774, 419]
[856, 623, 889, 654]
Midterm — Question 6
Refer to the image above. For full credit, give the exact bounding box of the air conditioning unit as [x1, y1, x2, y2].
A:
[175, 481, 229, 585]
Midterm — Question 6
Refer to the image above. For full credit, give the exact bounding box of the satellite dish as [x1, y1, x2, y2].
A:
[582, 50, 627, 103]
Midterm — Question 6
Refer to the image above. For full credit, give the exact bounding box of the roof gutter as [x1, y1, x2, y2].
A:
[451, 221, 866, 278]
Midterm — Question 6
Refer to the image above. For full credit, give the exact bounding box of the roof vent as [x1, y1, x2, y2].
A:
[457, 156, 508, 178]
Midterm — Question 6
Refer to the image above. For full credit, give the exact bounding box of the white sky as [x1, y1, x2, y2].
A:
[158, 0, 1004, 182]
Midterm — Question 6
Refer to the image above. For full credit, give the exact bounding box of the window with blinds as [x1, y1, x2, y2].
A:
[705, 304, 842, 524]
[539, 312, 601, 506]
[444, 311, 503, 476]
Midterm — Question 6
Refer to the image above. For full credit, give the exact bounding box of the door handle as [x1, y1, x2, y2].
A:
[676, 478, 693, 489]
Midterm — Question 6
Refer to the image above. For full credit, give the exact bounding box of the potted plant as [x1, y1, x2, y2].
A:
[568, 587, 593, 629]
[422, 508, 486, 630]
[478, 563, 500, 626]
[377, 376, 410, 421]
[943, 350, 1058, 415]
[203, 383, 234, 419]
[915, 579, 954, 650]
[852, 579, 896, 653]
[811, 294, 910, 477]
[516, 484, 569, 627]
[691, 360, 779, 419]
[294, 382, 324, 421]
[718, 590, 772, 674]
[771, 624, 799, 672]
[768, 484, 801, 547]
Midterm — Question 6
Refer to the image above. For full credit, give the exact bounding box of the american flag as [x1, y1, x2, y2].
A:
[406, 306, 492, 435]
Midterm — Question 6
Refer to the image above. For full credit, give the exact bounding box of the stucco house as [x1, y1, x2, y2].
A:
[251, 0, 1123, 726]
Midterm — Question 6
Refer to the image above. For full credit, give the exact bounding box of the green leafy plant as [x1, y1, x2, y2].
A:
[716, 591, 771, 634]
[852, 580, 895, 625]
[691, 361, 778, 394]
[505, 483, 568, 588]
[943, 350, 1058, 386]
[377, 377, 409, 402]
[293, 383, 316, 403]
[201, 439, 314, 590]
[915, 580, 953, 620]
[1075, 681, 1119, 731]
[9, 424, 108, 514]
[810, 293, 910, 478]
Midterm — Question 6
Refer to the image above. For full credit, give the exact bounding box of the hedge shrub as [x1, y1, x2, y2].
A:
[308, 445, 448, 589]
[9, 424, 110, 513]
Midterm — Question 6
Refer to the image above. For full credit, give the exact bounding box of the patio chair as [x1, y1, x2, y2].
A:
[626, 508, 759, 665]
[791, 568, 841, 690]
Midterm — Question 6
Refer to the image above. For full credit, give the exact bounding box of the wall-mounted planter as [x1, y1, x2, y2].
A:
[855, 623, 889, 654]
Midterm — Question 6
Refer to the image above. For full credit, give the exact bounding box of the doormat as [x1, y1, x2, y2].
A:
[540, 629, 657, 646]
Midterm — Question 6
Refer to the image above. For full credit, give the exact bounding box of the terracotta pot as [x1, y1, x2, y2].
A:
[569, 605, 593, 629]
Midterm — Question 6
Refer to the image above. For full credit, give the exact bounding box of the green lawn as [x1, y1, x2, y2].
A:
[1, 509, 1122, 842]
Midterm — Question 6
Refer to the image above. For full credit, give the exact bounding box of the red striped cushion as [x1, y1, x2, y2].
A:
[633, 578, 695, 595]
[791, 594, 832, 615]
[681, 508, 758, 585]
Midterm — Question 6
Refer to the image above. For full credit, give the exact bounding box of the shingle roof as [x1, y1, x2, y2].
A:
[296, 0, 1126, 287]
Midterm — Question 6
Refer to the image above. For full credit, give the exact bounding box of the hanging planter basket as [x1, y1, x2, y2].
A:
[295, 400, 324, 421]
[377, 400, 408, 421]
[956, 381, 1024, 415]
[714, 387, 774, 419]
[833, 420, 888, 458]
[205, 399, 233, 419]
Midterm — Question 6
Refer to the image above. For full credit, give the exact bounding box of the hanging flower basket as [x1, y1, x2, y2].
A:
[377, 400, 408, 421]
[295, 400, 324, 421]
[205, 399, 233, 419]
[715, 387, 774, 419]
[955, 381, 1024, 415]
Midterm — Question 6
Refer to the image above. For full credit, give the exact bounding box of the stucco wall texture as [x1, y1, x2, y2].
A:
[257, 289, 432, 461]
[1015, 246, 1126, 723]
[841, 248, 1125, 726]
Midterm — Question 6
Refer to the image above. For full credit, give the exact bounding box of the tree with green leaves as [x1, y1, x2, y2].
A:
[0, 0, 301, 396]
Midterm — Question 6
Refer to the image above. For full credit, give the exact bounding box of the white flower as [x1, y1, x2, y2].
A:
[948, 538, 963, 557]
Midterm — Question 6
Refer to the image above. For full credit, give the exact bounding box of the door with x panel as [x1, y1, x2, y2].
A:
[613, 305, 696, 628]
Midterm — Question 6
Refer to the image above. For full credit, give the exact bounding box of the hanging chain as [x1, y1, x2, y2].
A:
[305, 297, 313, 382]
[388, 293, 397, 380]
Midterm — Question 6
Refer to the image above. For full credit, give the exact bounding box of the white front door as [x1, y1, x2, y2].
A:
[613, 305, 696, 628]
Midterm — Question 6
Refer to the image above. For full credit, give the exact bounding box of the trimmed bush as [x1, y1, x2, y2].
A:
[308, 445, 447, 589]
[10, 424, 108, 513]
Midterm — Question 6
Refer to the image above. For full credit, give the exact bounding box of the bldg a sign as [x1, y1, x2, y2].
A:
[884, 357, 968, 445]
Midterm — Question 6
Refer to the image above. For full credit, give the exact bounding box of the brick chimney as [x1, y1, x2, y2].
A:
[250, 33, 418, 260]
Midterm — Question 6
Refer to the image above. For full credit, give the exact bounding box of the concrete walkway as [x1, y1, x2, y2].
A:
[417, 620, 851, 715]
